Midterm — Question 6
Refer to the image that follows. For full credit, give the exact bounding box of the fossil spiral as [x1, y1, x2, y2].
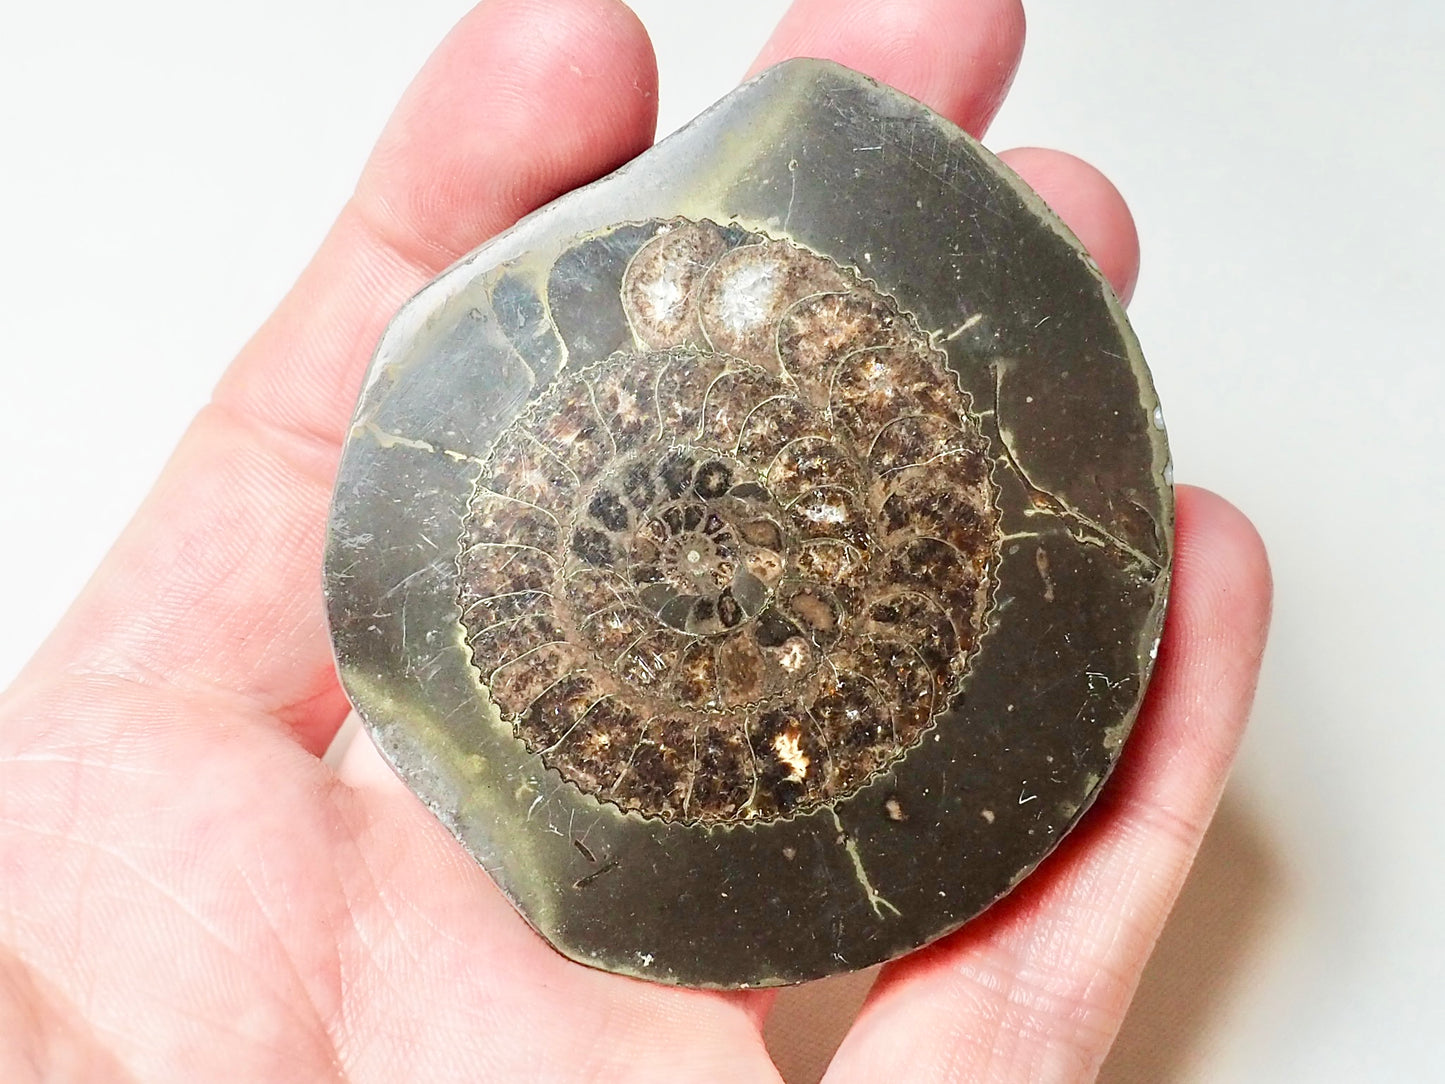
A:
[456, 219, 1000, 823]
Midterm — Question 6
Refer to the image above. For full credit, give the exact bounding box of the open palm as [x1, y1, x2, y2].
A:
[0, 1, 1270, 1080]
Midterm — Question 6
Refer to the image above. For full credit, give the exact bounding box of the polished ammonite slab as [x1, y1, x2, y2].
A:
[325, 59, 1172, 987]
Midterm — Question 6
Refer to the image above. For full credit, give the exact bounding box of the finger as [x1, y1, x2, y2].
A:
[750, 0, 1027, 137]
[16, 0, 659, 753]
[999, 147, 1141, 304]
[823, 487, 1272, 1083]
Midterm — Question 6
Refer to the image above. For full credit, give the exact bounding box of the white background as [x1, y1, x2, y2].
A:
[2, 1, 1442, 1080]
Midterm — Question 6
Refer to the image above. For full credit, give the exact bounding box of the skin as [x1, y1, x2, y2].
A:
[0, 0, 1271, 1080]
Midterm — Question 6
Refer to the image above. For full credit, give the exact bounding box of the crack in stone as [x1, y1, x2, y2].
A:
[832, 810, 900, 919]
[359, 421, 487, 466]
[990, 365, 1162, 576]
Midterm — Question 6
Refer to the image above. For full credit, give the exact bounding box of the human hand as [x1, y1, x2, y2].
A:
[0, 1, 1271, 1080]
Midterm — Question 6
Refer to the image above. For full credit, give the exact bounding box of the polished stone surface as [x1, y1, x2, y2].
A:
[325, 58, 1172, 988]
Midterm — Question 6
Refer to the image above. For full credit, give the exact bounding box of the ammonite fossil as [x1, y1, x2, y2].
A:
[326, 60, 1172, 987]
[461, 221, 998, 824]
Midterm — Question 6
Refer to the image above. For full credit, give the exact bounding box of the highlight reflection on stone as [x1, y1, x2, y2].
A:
[457, 221, 999, 822]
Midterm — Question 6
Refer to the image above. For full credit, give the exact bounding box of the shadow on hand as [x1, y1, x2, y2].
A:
[764, 966, 878, 1084]
[1099, 788, 1284, 1082]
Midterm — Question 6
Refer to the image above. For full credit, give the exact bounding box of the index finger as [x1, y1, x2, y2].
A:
[15, 0, 660, 753]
